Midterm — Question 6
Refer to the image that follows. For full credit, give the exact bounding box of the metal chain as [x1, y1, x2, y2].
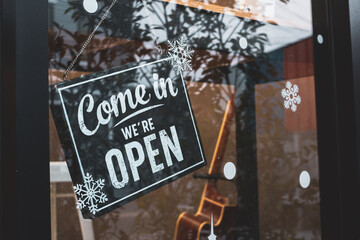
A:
[63, 0, 118, 80]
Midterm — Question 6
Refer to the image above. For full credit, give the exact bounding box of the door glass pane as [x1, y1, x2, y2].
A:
[49, 0, 320, 239]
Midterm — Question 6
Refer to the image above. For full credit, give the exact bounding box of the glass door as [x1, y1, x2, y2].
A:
[48, 0, 322, 239]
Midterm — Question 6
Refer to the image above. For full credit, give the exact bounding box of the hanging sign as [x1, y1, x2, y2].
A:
[51, 56, 206, 218]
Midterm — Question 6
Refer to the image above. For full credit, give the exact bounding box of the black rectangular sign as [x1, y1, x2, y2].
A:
[50, 59, 206, 218]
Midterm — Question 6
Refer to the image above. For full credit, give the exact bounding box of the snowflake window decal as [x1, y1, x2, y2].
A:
[167, 35, 194, 75]
[73, 173, 108, 215]
[281, 81, 302, 112]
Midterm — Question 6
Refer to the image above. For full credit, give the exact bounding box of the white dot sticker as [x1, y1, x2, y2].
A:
[299, 171, 310, 188]
[239, 37, 248, 49]
[223, 162, 236, 180]
[83, 0, 98, 14]
[317, 34, 323, 44]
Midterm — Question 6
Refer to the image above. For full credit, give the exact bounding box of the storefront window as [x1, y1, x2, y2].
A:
[49, 0, 320, 239]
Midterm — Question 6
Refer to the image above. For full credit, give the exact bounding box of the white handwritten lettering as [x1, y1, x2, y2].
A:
[77, 74, 178, 136]
[104, 125, 184, 189]
[78, 94, 100, 136]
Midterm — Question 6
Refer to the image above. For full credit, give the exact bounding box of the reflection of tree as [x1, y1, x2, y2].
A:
[49, 0, 152, 74]
[140, 0, 270, 123]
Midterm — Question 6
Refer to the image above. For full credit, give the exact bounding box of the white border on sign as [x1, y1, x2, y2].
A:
[57, 58, 206, 213]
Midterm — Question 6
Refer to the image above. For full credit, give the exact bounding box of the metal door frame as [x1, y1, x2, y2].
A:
[313, 0, 360, 239]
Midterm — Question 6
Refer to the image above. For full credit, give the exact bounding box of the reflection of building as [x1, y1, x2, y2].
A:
[208, 214, 217, 240]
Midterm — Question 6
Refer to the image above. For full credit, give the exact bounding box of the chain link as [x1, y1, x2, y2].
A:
[63, 0, 118, 80]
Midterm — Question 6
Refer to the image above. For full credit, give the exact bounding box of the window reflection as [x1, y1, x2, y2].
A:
[49, 0, 320, 239]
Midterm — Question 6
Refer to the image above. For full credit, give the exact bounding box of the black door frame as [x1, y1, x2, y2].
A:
[1, 0, 359, 239]
[312, 0, 360, 239]
[0, 0, 50, 239]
